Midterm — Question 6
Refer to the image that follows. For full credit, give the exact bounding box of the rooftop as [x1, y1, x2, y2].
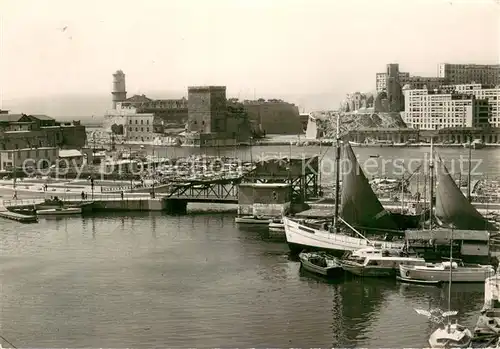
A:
[188, 86, 226, 91]
[31, 114, 55, 121]
[0, 114, 23, 122]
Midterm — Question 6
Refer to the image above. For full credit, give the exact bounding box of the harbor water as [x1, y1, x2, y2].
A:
[121, 144, 500, 180]
[0, 213, 487, 347]
[0, 146, 498, 347]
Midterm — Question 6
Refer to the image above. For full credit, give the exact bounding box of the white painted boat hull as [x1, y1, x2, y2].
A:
[400, 264, 495, 283]
[37, 208, 82, 216]
[428, 324, 472, 348]
[283, 217, 404, 255]
[268, 222, 285, 232]
[235, 217, 272, 224]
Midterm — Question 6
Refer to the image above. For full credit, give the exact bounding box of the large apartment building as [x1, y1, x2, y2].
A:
[438, 63, 500, 86]
[402, 87, 490, 130]
[440, 83, 500, 127]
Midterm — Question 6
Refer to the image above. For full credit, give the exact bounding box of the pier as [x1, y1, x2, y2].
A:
[0, 202, 37, 223]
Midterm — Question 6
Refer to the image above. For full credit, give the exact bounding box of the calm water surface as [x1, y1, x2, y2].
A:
[125, 144, 500, 179]
[0, 212, 486, 347]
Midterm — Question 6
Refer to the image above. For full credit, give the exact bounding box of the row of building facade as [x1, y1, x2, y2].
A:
[0, 110, 88, 172]
[346, 127, 500, 145]
[340, 63, 500, 132]
[403, 83, 500, 129]
[0, 110, 87, 150]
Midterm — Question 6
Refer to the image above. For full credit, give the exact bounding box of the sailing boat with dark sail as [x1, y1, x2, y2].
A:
[283, 141, 407, 255]
[434, 156, 497, 231]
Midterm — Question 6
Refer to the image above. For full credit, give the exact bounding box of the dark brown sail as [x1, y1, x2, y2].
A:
[340, 143, 399, 232]
[435, 156, 496, 231]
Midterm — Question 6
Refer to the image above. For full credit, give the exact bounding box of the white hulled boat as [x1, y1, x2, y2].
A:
[36, 207, 82, 216]
[400, 260, 495, 283]
[340, 247, 425, 277]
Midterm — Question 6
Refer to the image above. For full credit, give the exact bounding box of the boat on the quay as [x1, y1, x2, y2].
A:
[299, 251, 344, 278]
[340, 246, 425, 277]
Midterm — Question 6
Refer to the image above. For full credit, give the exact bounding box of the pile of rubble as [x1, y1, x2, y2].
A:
[311, 111, 407, 138]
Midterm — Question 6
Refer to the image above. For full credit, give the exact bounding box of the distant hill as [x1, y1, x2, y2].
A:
[1, 91, 344, 123]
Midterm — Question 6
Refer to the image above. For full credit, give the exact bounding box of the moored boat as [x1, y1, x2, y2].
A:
[474, 275, 500, 336]
[299, 251, 343, 278]
[464, 139, 485, 149]
[428, 322, 473, 348]
[284, 217, 404, 256]
[340, 247, 425, 277]
[399, 260, 495, 283]
[235, 216, 272, 224]
[268, 218, 285, 232]
[36, 207, 82, 216]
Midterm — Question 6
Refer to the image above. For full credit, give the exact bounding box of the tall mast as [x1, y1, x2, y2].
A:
[333, 113, 341, 233]
[429, 136, 434, 230]
[448, 226, 453, 329]
[467, 133, 472, 202]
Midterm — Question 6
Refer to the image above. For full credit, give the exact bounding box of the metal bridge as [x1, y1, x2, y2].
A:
[162, 177, 240, 203]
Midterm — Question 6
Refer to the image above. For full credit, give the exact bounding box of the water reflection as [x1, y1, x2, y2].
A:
[91, 217, 96, 240]
[151, 214, 156, 239]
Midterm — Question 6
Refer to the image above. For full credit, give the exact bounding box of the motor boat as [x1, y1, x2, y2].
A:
[36, 207, 82, 216]
[340, 247, 425, 277]
[299, 251, 343, 278]
[400, 260, 495, 283]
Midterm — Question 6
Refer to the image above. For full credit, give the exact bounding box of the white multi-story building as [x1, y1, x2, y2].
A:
[125, 113, 155, 142]
[402, 87, 490, 130]
[103, 103, 156, 142]
[439, 83, 500, 127]
[438, 63, 500, 86]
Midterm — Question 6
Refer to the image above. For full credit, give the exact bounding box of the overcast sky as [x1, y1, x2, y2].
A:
[1, 0, 499, 101]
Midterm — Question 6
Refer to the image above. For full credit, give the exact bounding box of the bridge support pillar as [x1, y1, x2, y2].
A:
[164, 199, 187, 214]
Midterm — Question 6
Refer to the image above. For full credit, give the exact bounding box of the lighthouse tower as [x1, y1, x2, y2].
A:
[111, 70, 127, 109]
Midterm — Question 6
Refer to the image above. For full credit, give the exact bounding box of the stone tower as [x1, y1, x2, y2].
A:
[111, 70, 127, 109]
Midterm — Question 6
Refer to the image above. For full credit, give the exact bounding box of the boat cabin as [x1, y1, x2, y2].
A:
[405, 229, 491, 264]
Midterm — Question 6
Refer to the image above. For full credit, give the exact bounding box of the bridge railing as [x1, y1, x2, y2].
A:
[2, 193, 155, 207]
